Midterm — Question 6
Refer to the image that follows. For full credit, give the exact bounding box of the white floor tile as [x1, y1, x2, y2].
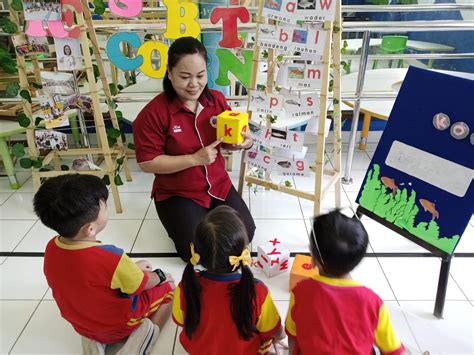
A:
[16, 176, 35, 193]
[146, 258, 186, 285]
[341, 170, 368, 192]
[377, 257, 467, 301]
[255, 258, 294, 302]
[145, 201, 159, 219]
[351, 258, 397, 301]
[450, 258, 474, 301]
[173, 330, 187, 354]
[0, 300, 39, 354]
[250, 190, 303, 219]
[399, 301, 474, 354]
[132, 220, 176, 253]
[150, 320, 178, 355]
[0, 192, 13, 205]
[362, 219, 427, 254]
[99, 220, 143, 252]
[340, 151, 372, 171]
[117, 172, 154, 193]
[107, 193, 151, 220]
[0, 257, 48, 300]
[16, 220, 142, 254]
[13, 221, 56, 253]
[455, 224, 474, 253]
[252, 219, 309, 254]
[300, 191, 352, 220]
[10, 300, 82, 354]
[0, 220, 36, 252]
[383, 301, 421, 354]
[292, 173, 334, 193]
[0, 193, 37, 220]
[0, 172, 31, 193]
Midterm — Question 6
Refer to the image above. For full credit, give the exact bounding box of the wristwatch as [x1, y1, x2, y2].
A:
[153, 268, 167, 284]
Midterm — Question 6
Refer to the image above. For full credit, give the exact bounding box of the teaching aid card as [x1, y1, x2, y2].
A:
[248, 90, 284, 115]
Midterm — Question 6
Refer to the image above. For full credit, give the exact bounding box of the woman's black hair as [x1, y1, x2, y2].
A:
[181, 205, 257, 340]
[162, 36, 212, 101]
[310, 209, 368, 277]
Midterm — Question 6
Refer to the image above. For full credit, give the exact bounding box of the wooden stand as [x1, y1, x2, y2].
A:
[238, 0, 343, 216]
[10, 0, 131, 213]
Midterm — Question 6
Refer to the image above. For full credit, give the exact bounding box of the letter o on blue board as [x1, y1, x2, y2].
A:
[106, 32, 143, 71]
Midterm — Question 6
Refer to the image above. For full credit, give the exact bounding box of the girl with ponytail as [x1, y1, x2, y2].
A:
[172, 205, 284, 354]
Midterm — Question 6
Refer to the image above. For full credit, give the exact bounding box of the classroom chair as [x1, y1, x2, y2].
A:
[372, 35, 408, 69]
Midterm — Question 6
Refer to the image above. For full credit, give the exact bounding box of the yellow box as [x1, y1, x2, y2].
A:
[290, 254, 319, 290]
[216, 110, 249, 145]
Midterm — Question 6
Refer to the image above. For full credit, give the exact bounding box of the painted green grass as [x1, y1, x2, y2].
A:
[359, 164, 459, 254]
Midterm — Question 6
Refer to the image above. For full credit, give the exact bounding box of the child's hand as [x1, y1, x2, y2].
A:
[136, 260, 153, 272]
[164, 273, 176, 289]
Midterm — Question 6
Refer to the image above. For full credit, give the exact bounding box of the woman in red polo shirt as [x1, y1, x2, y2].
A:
[133, 37, 255, 261]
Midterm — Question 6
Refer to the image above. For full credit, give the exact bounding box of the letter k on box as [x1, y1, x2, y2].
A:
[217, 110, 248, 144]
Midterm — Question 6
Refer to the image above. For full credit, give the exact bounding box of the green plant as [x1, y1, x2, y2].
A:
[0, 46, 17, 74]
[93, 0, 106, 15]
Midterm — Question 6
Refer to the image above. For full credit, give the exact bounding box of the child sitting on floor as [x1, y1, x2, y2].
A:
[34, 174, 174, 354]
[285, 209, 406, 355]
[172, 205, 285, 354]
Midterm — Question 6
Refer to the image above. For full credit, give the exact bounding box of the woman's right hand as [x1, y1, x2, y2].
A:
[192, 139, 223, 166]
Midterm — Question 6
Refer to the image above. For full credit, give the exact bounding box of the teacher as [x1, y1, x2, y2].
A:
[133, 37, 255, 261]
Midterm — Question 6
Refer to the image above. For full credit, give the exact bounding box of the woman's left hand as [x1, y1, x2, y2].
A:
[224, 131, 254, 151]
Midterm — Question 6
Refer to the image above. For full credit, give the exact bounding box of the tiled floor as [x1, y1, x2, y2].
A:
[1, 143, 473, 355]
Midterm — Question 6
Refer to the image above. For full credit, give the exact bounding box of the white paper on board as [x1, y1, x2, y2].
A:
[385, 140, 473, 197]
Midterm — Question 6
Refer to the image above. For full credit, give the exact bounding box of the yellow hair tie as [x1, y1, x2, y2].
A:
[190, 243, 200, 266]
[229, 248, 252, 272]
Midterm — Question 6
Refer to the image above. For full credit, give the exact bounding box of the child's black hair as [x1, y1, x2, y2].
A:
[181, 205, 256, 340]
[33, 174, 109, 238]
[162, 36, 212, 101]
[310, 209, 368, 277]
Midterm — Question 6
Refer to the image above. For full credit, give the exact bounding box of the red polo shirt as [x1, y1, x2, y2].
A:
[133, 90, 232, 208]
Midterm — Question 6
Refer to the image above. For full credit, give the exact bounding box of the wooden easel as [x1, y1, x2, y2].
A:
[9, 0, 131, 213]
[238, 0, 343, 215]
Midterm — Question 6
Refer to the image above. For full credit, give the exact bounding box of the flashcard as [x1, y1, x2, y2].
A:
[273, 154, 310, 177]
[262, 0, 299, 24]
[243, 143, 274, 172]
[296, 0, 336, 22]
[283, 92, 320, 119]
[276, 63, 324, 89]
[249, 90, 284, 115]
[291, 23, 326, 55]
[270, 128, 305, 151]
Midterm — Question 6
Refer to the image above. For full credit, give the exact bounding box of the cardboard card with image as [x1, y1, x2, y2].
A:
[283, 92, 320, 119]
[243, 143, 274, 173]
[249, 90, 284, 115]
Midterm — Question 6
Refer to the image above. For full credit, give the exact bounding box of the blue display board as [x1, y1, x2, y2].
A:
[356, 67, 473, 255]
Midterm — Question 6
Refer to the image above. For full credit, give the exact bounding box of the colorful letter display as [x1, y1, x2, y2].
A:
[216, 110, 249, 144]
[25, 0, 332, 86]
[356, 67, 474, 255]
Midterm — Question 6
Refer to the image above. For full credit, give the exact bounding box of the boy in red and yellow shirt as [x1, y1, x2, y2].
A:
[34, 175, 174, 352]
[286, 210, 406, 355]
